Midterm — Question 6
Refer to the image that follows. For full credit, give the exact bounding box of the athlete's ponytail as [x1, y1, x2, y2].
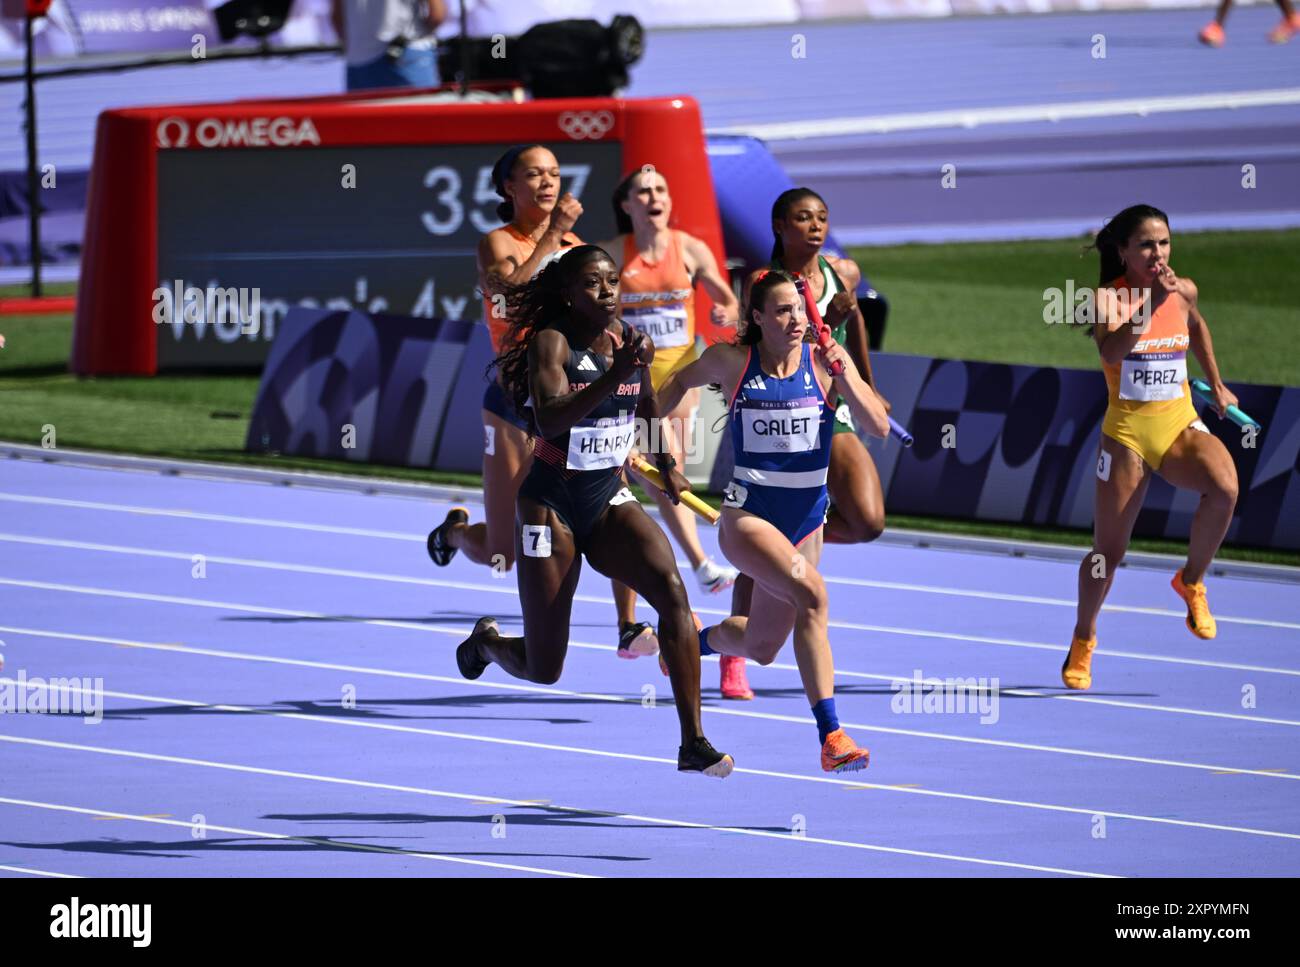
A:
[1089, 204, 1170, 287]
[491, 244, 613, 420]
[770, 187, 828, 261]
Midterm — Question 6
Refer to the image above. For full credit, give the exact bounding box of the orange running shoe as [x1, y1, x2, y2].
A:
[1062, 635, 1096, 690]
[1198, 21, 1225, 46]
[820, 728, 870, 773]
[1171, 569, 1217, 639]
[720, 655, 754, 700]
[1268, 13, 1300, 43]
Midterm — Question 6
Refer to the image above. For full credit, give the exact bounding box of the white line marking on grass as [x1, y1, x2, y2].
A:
[0, 863, 81, 878]
[710, 88, 1300, 140]
[0, 744, 1114, 877]
[5, 630, 1300, 845]
[0, 796, 591, 878]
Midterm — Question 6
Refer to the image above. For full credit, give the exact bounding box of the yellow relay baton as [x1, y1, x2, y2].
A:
[630, 457, 721, 525]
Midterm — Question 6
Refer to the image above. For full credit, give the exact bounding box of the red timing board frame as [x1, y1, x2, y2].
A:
[72, 90, 730, 375]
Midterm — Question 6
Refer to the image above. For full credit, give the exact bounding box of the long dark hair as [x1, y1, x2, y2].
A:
[1089, 204, 1169, 286]
[611, 167, 656, 235]
[492, 143, 547, 224]
[738, 270, 797, 346]
[491, 244, 614, 418]
[770, 187, 828, 261]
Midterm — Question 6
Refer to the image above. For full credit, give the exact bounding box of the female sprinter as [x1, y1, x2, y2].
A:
[658, 271, 891, 773]
[1063, 204, 1240, 690]
[427, 144, 653, 654]
[763, 187, 890, 547]
[454, 245, 733, 776]
[599, 166, 755, 697]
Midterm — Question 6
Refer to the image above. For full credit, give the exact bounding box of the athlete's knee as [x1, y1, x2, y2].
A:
[851, 512, 885, 544]
[489, 548, 516, 572]
[752, 642, 784, 667]
[1211, 472, 1239, 506]
[528, 656, 565, 685]
[791, 570, 828, 616]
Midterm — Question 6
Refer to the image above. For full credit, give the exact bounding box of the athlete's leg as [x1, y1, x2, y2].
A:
[1158, 426, 1238, 585]
[584, 500, 707, 744]
[712, 512, 833, 704]
[1073, 436, 1151, 641]
[449, 411, 532, 569]
[469, 497, 581, 684]
[824, 431, 886, 544]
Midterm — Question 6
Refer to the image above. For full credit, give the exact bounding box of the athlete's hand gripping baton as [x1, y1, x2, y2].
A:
[795, 274, 912, 446]
[631, 457, 721, 525]
[1190, 378, 1261, 430]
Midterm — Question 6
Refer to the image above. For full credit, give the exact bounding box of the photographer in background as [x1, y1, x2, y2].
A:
[333, 0, 447, 91]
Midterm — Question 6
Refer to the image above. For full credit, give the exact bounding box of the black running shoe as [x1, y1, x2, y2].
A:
[678, 736, 734, 778]
[616, 621, 659, 660]
[456, 616, 497, 680]
[427, 506, 469, 567]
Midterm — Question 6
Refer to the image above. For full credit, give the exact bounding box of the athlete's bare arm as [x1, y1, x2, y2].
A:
[657, 342, 747, 416]
[529, 327, 650, 438]
[682, 234, 739, 325]
[1185, 287, 1238, 418]
[477, 195, 582, 295]
[817, 336, 890, 438]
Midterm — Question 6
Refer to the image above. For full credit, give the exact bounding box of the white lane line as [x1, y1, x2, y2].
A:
[0, 796, 591, 878]
[0, 741, 1115, 877]
[0, 494, 418, 541]
[11, 671, 1297, 789]
[5, 595, 1300, 777]
[9, 620, 1293, 730]
[818, 573, 1300, 631]
[4, 508, 1294, 631]
[4, 573, 1296, 681]
[710, 88, 1300, 140]
[0, 863, 81, 878]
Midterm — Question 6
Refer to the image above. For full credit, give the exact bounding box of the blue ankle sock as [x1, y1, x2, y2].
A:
[698, 625, 716, 656]
[811, 698, 839, 744]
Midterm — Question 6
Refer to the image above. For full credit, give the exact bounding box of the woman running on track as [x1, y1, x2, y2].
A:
[1064, 204, 1240, 690]
[427, 145, 652, 654]
[759, 188, 890, 547]
[455, 244, 734, 777]
[598, 166, 755, 697]
[658, 270, 890, 773]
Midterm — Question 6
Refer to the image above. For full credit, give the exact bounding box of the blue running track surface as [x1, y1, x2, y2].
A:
[0, 458, 1297, 878]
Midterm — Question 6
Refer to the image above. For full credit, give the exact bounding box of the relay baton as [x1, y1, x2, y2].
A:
[794, 275, 844, 376]
[796, 274, 913, 446]
[631, 457, 721, 525]
[1190, 378, 1261, 430]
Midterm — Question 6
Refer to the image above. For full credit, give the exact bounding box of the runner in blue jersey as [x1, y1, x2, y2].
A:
[657, 271, 890, 773]
[455, 245, 733, 778]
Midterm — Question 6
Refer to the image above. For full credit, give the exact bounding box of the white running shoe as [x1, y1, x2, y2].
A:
[694, 557, 738, 595]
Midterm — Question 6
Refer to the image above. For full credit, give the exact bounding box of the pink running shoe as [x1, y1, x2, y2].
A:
[720, 655, 754, 700]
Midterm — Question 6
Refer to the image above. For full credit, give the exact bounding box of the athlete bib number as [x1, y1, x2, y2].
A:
[741, 405, 821, 453]
[567, 421, 637, 470]
[626, 306, 689, 349]
[1120, 354, 1187, 402]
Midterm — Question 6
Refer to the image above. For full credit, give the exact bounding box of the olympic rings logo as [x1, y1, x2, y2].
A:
[557, 110, 615, 141]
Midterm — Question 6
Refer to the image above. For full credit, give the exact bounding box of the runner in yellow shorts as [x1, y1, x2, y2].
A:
[1064, 204, 1241, 690]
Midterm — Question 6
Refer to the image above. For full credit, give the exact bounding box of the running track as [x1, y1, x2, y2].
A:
[0, 455, 1297, 877]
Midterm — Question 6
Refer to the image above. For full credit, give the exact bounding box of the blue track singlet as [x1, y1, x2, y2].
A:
[722, 342, 835, 547]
